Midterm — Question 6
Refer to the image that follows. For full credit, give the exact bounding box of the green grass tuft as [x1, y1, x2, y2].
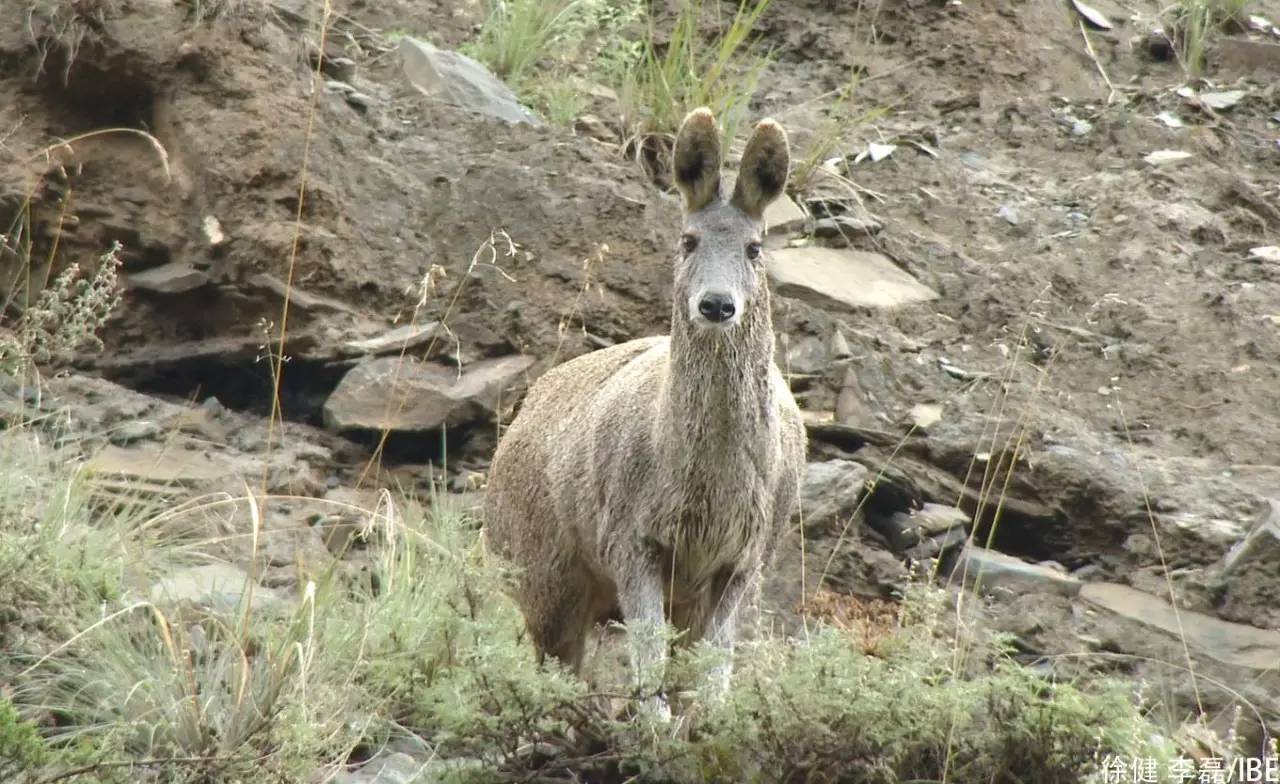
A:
[465, 0, 588, 89]
[463, 0, 773, 145]
[789, 74, 888, 196]
[1164, 0, 1250, 75]
[617, 0, 775, 156]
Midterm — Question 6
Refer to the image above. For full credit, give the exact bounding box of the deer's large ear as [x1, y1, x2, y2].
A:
[731, 118, 790, 219]
[672, 107, 722, 213]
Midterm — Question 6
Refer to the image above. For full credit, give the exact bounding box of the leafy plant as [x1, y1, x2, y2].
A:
[0, 428, 1210, 783]
[466, 0, 643, 126]
[526, 78, 591, 126]
[0, 697, 50, 781]
[0, 241, 123, 376]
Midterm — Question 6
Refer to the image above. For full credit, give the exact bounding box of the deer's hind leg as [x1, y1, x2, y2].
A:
[523, 554, 612, 674]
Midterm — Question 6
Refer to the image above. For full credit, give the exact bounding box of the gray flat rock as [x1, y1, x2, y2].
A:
[763, 194, 806, 234]
[151, 564, 282, 614]
[398, 37, 539, 125]
[323, 354, 535, 432]
[800, 459, 870, 531]
[88, 442, 242, 484]
[953, 546, 1082, 598]
[1081, 582, 1280, 670]
[767, 247, 937, 310]
[881, 503, 969, 551]
[343, 322, 442, 356]
[127, 262, 208, 294]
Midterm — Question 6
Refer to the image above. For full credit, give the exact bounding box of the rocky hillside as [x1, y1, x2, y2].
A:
[2, 0, 1279, 780]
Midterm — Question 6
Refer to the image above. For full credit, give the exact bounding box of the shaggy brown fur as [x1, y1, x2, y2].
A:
[484, 108, 806, 705]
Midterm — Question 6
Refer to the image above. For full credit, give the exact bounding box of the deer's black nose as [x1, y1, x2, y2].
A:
[698, 293, 736, 323]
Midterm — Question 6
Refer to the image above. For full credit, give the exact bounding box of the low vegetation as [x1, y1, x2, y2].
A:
[787, 73, 888, 195]
[465, 0, 586, 90]
[460, 0, 890, 196]
[462, 0, 641, 125]
[1163, 0, 1251, 74]
[0, 410, 1195, 781]
[0, 242, 122, 376]
[616, 0, 775, 154]
[464, 0, 780, 152]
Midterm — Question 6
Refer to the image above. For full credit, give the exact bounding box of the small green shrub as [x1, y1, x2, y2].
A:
[0, 241, 123, 378]
[0, 697, 50, 781]
[0, 430, 135, 620]
[331, 540, 1184, 783]
[466, 0, 642, 125]
[526, 78, 590, 126]
[464, 0, 772, 141]
[688, 629, 1181, 783]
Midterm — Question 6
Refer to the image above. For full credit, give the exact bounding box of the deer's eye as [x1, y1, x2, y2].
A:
[681, 234, 699, 254]
[746, 241, 763, 261]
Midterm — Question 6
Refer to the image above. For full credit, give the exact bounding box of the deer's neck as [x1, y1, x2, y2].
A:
[660, 296, 777, 457]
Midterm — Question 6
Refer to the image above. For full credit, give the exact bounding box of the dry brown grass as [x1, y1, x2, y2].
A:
[798, 589, 900, 656]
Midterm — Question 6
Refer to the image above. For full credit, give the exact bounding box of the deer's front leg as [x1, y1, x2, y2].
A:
[702, 570, 753, 700]
[616, 550, 671, 719]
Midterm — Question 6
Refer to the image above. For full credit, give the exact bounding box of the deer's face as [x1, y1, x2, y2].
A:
[676, 202, 764, 330]
[670, 109, 789, 333]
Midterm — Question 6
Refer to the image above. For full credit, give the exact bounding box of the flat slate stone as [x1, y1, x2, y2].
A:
[398, 37, 539, 125]
[323, 354, 535, 433]
[343, 321, 441, 356]
[127, 262, 208, 294]
[952, 546, 1082, 598]
[88, 442, 240, 484]
[800, 459, 870, 530]
[767, 247, 937, 310]
[151, 563, 283, 614]
[881, 502, 969, 551]
[1081, 582, 1280, 670]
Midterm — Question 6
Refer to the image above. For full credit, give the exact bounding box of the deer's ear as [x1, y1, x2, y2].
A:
[672, 107, 722, 213]
[731, 118, 790, 219]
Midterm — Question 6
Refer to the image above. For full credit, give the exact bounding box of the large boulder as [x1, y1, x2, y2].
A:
[800, 459, 870, 532]
[1213, 498, 1280, 629]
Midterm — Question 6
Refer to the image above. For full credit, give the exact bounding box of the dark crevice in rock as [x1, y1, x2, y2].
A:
[965, 505, 1077, 566]
[97, 353, 476, 467]
[334, 424, 461, 466]
[32, 39, 159, 132]
[812, 432, 1101, 568]
[101, 354, 346, 428]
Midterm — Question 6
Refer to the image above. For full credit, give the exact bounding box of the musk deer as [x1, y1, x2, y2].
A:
[484, 107, 806, 708]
